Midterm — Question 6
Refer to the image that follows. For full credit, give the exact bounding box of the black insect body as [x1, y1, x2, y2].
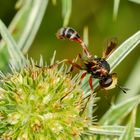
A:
[56, 27, 127, 93]
[85, 58, 110, 78]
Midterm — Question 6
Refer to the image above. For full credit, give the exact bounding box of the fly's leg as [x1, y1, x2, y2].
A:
[89, 75, 94, 91]
[80, 72, 87, 80]
[67, 53, 90, 73]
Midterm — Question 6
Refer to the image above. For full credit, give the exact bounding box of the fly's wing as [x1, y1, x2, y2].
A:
[102, 38, 118, 59]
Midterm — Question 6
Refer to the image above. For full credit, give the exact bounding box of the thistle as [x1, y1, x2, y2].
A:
[0, 58, 92, 140]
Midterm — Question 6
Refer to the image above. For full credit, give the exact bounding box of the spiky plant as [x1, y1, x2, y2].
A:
[0, 59, 93, 140]
[1, 1, 140, 139]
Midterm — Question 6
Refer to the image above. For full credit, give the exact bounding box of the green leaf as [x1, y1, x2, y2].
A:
[0, 47, 9, 72]
[51, 0, 57, 5]
[0, 20, 25, 69]
[107, 30, 140, 71]
[83, 26, 89, 47]
[18, 0, 48, 53]
[0, 0, 48, 71]
[113, 0, 120, 21]
[61, 0, 72, 26]
[113, 0, 140, 20]
[100, 95, 140, 125]
[85, 125, 140, 138]
[129, 0, 140, 4]
[119, 107, 136, 140]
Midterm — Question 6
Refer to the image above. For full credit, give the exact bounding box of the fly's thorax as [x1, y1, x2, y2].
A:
[94, 57, 110, 73]
[83, 57, 110, 79]
[99, 75, 113, 88]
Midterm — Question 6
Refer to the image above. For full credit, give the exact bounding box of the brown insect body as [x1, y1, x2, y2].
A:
[56, 27, 127, 93]
[84, 58, 110, 78]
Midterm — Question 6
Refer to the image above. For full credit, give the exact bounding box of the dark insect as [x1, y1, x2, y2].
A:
[56, 27, 128, 93]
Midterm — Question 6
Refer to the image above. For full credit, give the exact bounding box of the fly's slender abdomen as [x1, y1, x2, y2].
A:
[65, 28, 75, 38]
[56, 27, 81, 43]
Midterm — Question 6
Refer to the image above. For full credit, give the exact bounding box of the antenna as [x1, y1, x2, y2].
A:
[116, 84, 129, 94]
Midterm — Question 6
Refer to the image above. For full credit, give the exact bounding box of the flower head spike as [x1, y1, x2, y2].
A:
[0, 56, 92, 139]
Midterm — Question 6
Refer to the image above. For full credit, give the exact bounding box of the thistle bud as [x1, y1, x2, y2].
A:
[0, 59, 92, 139]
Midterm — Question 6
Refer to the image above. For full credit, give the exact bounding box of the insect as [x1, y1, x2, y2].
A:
[56, 27, 128, 93]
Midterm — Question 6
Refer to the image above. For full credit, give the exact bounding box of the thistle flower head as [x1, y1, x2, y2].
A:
[0, 58, 92, 139]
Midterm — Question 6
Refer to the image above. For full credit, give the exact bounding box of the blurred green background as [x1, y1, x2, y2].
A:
[0, 0, 140, 118]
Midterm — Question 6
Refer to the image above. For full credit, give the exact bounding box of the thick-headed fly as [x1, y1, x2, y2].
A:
[56, 27, 128, 93]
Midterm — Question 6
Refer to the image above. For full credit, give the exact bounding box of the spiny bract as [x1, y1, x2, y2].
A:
[0, 61, 92, 140]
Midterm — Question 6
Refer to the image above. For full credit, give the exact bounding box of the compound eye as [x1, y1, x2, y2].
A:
[99, 76, 112, 88]
[99, 73, 118, 90]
